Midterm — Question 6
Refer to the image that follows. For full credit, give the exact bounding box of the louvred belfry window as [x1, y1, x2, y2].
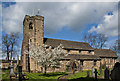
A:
[29, 22, 33, 29]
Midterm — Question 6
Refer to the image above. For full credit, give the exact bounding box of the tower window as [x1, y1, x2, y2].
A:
[29, 22, 33, 29]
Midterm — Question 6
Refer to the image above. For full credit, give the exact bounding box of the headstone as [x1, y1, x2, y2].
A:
[41, 67, 43, 73]
[92, 66, 95, 77]
[87, 71, 90, 77]
[18, 65, 22, 81]
[110, 62, 120, 81]
[80, 65, 82, 71]
[9, 61, 15, 79]
[104, 67, 110, 80]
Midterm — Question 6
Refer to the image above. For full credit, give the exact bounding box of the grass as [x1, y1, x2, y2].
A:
[2, 71, 67, 81]
[67, 69, 106, 79]
[1, 69, 111, 81]
[68, 70, 92, 79]
[68, 77, 111, 81]
[2, 68, 9, 80]
[24, 72, 67, 80]
[2, 74, 9, 79]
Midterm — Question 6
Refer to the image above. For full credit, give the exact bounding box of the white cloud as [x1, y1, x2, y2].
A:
[2, 2, 118, 35]
[89, 11, 118, 37]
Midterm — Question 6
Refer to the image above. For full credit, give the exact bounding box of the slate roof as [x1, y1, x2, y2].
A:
[94, 49, 118, 58]
[61, 54, 101, 60]
[44, 38, 93, 50]
[43, 38, 118, 59]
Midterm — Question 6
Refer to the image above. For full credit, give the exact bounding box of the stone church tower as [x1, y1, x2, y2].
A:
[21, 15, 44, 72]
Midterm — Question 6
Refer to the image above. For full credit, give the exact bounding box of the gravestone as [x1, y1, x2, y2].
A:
[104, 67, 110, 80]
[80, 65, 83, 72]
[87, 71, 90, 77]
[110, 62, 120, 81]
[92, 66, 95, 77]
[9, 61, 16, 79]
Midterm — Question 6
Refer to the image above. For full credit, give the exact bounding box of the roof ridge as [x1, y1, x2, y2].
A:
[94, 48, 111, 50]
[44, 37, 89, 44]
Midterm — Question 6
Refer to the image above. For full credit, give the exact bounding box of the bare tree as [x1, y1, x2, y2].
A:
[83, 33, 108, 49]
[97, 34, 108, 49]
[110, 40, 120, 54]
[9, 33, 19, 60]
[2, 33, 11, 61]
[2, 32, 19, 61]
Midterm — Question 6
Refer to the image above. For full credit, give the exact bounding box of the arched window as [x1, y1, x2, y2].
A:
[29, 22, 33, 29]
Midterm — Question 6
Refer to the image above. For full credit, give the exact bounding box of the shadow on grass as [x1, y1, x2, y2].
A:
[68, 77, 111, 81]
[2, 79, 59, 81]
[39, 72, 68, 77]
[2, 78, 112, 81]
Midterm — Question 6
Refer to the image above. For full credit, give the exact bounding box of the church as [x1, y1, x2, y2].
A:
[21, 15, 118, 72]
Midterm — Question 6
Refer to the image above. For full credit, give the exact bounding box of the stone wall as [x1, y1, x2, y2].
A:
[82, 60, 100, 70]
[101, 58, 117, 68]
[1, 63, 9, 68]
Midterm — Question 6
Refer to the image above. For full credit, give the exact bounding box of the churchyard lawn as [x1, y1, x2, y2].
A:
[2, 69, 112, 81]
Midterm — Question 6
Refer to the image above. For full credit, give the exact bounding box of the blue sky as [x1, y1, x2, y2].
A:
[0, 2, 119, 58]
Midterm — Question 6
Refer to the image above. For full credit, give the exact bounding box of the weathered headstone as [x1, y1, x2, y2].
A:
[92, 66, 95, 77]
[104, 67, 110, 80]
[110, 62, 120, 81]
[80, 65, 83, 72]
[9, 61, 16, 79]
[87, 71, 90, 77]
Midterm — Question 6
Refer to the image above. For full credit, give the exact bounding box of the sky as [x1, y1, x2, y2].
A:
[0, 0, 119, 59]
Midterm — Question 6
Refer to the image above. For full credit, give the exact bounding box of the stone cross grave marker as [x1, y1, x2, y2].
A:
[9, 61, 15, 79]
[94, 69, 100, 81]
